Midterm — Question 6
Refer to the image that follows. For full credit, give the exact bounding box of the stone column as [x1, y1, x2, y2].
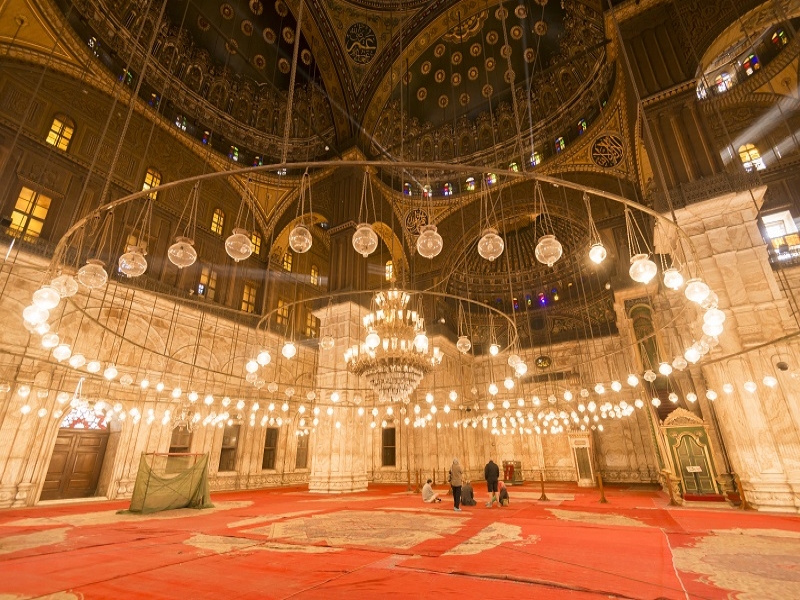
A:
[308, 301, 369, 492]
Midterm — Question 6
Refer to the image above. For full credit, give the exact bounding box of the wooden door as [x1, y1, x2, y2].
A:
[41, 430, 109, 501]
[675, 435, 715, 495]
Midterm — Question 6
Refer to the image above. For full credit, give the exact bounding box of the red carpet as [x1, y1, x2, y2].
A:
[1, 482, 799, 599]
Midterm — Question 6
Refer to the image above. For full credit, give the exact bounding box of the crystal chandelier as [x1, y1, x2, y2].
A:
[344, 289, 443, 403]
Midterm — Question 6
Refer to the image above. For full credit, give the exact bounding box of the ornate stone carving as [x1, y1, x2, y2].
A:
[663, 407, 704, 427]
[590, 134, 625, 168]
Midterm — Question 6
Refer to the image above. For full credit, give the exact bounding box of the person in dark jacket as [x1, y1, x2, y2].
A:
[450, 458, 464, 511]
[460, 480, 477, 506]
[484, 458, 500, 507]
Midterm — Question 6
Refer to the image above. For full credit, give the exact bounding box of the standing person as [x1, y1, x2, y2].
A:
[484, 457, 500, 507]
[450, 458, 464, 511]
[422, 479, 442, 503]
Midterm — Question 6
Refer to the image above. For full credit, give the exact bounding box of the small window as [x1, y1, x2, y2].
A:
[513, 297, 519, 311]
[738, 143, 765, 172]
[282, 252, 293, 272]
[229, 146, 239, 162]
[742, 54, 760, 76]
[381, 427, 396, 466]
[486, 173, 497, 185]
[201, 130, 210, 144]
[241, 282, 257, 313]
[276, 298, 289, 326]
[443, 182, 452, 196]
[555, 137, 565, 152]
[45, 116, 74, 151]
[385, 260, 393, 281]
[262, 427, 279, 470]
[8, 187, 51, 241]
[295, 433, 309, 469]
[87, 37, 99, 56]
[142, 167, 161, 200]
[577, 119, 587, 135]
[197, 266, 217, 300]
[509, 162, 519, 172]
[715, 72, 732, 93]
[530, 151, 542, 166]
[422, 184, 432, 198]
[174, 114, 186, 130]
[211, 208, 225, 235]
[252, 155, 263, 166]
[772, 30, 788, 47]
[403, 183, 412, 195]
[251, 231, 262, 255]
[305, 311, 319, 337]
[762, 210, 797, 239]
[218, 424, 240, 472]
[465, 177, 476, 191]
[310, 264, 319, 286]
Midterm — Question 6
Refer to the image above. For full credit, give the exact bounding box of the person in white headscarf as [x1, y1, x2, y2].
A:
[449, 458, 464, 511]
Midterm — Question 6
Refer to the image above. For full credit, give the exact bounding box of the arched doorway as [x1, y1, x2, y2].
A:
[41, 404, 110, 501]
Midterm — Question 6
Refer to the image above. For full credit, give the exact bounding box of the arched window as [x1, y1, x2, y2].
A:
[142, 167, 161, 199]
[715, 72, 732, 93]
[250, 231, 262, 255]
[385, 260, 393, 281]
[742, 54, 760, 76]
[46, 115, 75, 151]
[403, 183, 412, 196]
[772, 29, 788, 47]
[530, 151, 542, 166]
[211, 208, 225, 235]
[738, 144, 765, 172]
[509, 162, 519, 172]
[465, 177, 475, 191]
[555, 137, 566, 152]
[443, 183, 452, 196]
[9, 187, 51, 241]
[577, 119, 587, 135]
[310, 265, 319, 286]
[486, 173, 497, 185]
[282, 252, 293, 272]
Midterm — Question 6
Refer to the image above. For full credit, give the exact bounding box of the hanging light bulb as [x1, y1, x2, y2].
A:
[651, 397, 661, 407]
[352, 223, 378, 257]
[706, 389, 718, 401]
[225, 228, 254, 261]
[366, 330, 381, 349]
[52, 344, 72, 362]
[588, 242, 607, 264]
[456, 335, 471, 354]
[514, 361, 528, 376]
[702, 321, 724, 337]
[86, 361, 102, 373]
[320, 335, 335, 350]
[282, 341, 297, 359]
[413, 332, 428, 352]
[416, 224, 443, 259]
[703, 308, 726, 326]
[763, 375, 778, 388]
[167, 237, 197, 268]
[32, 285, 61, 310]
[256, 350, 271, 366]
[103, 364, 118, 380]
[672, 356, 688, 371]
[22, 305, 49, 326]
[722, 383, 734, 394]
[535, 234, 563, 267]
[701, 291, 719, 310]
[684, 346, 701, 364]
[627, 374, 639, 387]
[504, 377, 515, 390]
[684, 278, 710, 304]
[643, 370, 657, 382]
[658, 362, 673, 376]
[489, 343, 500, 356]
[41, 332, 60, 349]
[488, 382, 499, 395]
[289, 223, 313, 254]
[118, 245, 148, 278]
[743, 380, 757, 393]
[628, 254, 657, 284]
[668, 392, 678, 403]
[477, 228, 504, 261]
[77, 259, 108, 289]
[69, 353, 86, 369]
[662, 267, 684, 290]
[507, 354, 521, 367]
[245, 360, 259, 373]
[50, 273, 78, 298]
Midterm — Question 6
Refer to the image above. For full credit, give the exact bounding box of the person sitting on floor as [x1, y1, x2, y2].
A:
[461, 480, 477, 506]
[422, 479, 442, 503]
[498, 480, 510, 507]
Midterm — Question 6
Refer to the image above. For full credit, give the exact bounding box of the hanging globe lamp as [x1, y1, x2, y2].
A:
[456, 335, 471, 354]
[225, 229, 254, 261]
[352, 223, 378, 257]
[628, 253, 657, 284]
[168, 237, 197, 269]
[289, 223, 313, 254]
[662, 267, 684, 290]
[535, 234, 563, 267]
[118, 245, 148, 278]
[416, 224, 443, 259]
[477, 228, 504, 261]
[77, 259, 108, 289]
[32, 285, 61, 310]
[684, 278, 710, 304]
[588, 242, 607, 264]
[50, 273, 78, 298]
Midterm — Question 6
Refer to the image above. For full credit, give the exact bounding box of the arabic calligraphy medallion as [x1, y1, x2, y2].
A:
[345, 23, 377, 65]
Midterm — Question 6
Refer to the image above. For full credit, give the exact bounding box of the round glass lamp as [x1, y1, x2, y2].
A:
[629, 254, 657, 284]
[365, 330, 380, 349]
[662, 267, 683, 290]
[118, 245, 148, 278]
[588, 242, 607, 264]
[352, 223, 378, 257]
[477, 228, 504, 261]
[702, 321, 724, 337]
[672, 356, 688, 371]
[704, 308, 726, 326]
[684, 346, 701, 364]
[456, 335, 471, 354]
[256, 350, 271, 366]
[50, 273, 78, 298]
[168, 237, 197, 269]
[22, 304, 49, 326]
[282, 341, 297, 359]
[41, 332, 60, 349]
[77, 259, 108, 289]
[225, 229, 253, 261]
[32, 285, 61, 310]
[535, 234, 563, 267]
[416, 224, 443, 259]
[288, 224, 313, 254]
[320, 335, 335, 350]
[684, 278, 710, 304]
[52, 344, 72, 362]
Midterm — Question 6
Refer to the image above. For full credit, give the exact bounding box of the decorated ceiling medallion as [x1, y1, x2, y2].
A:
[226, 38, 239, 55]
[485, 57, 496, 71]
[470, 43, 482, 56]
[421, 60, 431, 74]
[345, 23, 377, 64]
[220, 3, 234, 19]
[434, 69, 446, 83]
[451, 51, 462, 65]
[486, 30, 499, 45]
[591, 134, 625, 168]
[511, 25, 523, 40]
[534, 0, 548, 6]
[404, 208, 429, 235]
[504, 69, 515, 83]
[249, 0, 263, 15]
[283, 26, 295, 44]
[495, 6, 508, 19]
[434, 43, 446, 57]
[275, 0, 288, 17]
[534, 20, 548, 36]
[535, 355, 552, 369]
[524, 47, 536, 63]
[468, 66, 479, 80]
[278, 57, 290, 73]
[263, 27, 276, 44]
[197, 15, 210, 31]
[482, 84, 493, 98]
[241, 20, 254, 36]
[301, 48, 312, 65]
[438, 95, 449, 108]
[253, 54, 266, 69]
[451, 72, 462, 86]
[443, 10, 487, 44]
[515, 5, 528, 18]
[417, 87, 428, 101]
[500, 44, 512, 58]
[459, 92, 470, 106]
